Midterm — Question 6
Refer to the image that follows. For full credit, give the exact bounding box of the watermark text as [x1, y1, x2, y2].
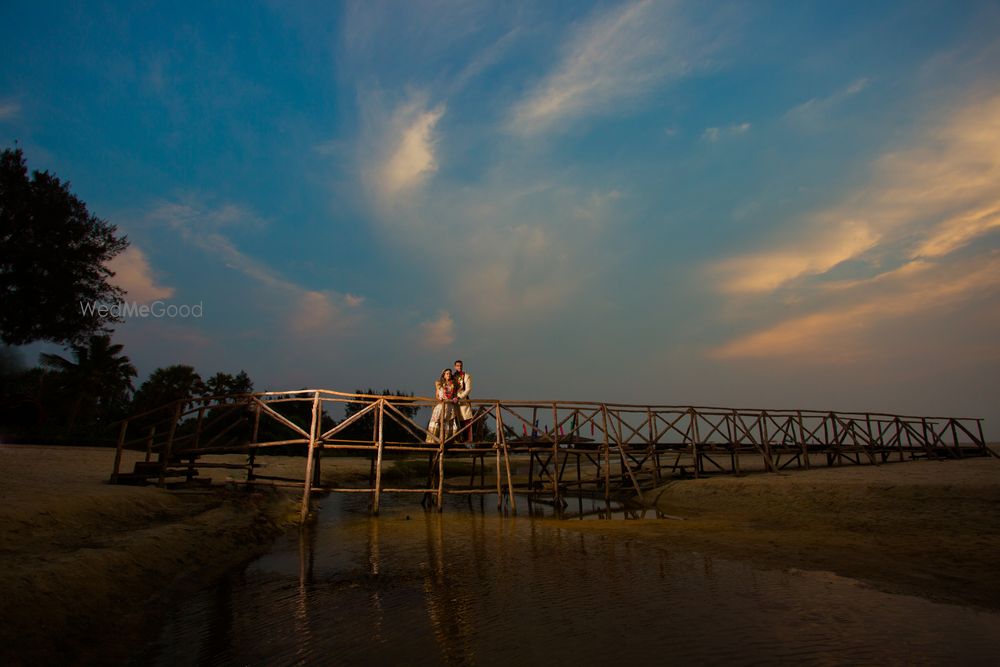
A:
[80, 300, 204, 319]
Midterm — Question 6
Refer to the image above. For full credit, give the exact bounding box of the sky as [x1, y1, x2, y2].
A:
[2, 1, 999, 436]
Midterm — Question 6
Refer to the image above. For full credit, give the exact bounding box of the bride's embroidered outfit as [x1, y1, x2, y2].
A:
[426, 380, 458, 443]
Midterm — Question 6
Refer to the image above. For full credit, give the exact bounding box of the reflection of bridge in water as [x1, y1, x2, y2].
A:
[109, 389, 993, 519]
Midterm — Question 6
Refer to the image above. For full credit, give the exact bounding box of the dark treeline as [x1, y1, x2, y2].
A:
[0, 337, 254, 445]
[0, 331, 421, 449]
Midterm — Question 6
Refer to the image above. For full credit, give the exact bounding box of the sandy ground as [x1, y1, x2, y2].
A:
[552, 456, 1000, 610]
[0, 445, 308, 665]
[3, 445, 999, 663]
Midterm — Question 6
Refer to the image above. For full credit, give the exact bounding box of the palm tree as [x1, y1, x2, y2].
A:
[40, 334, 137, 437]
[131, 364, 206, 415]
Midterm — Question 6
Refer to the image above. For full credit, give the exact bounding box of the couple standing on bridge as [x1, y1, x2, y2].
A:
[425, 359, 474, 444]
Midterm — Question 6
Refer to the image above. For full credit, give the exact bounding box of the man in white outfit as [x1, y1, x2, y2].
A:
[453, 359, 473, 443]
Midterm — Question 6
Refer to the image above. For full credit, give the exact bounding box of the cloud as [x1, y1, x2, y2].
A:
[711, 255, 1000, 361]
[106, 245, 175, 304]
[150, 199, 269, 232]
[0, 99, 20, 121]
[360, 96, 446, 205]
[291, 290, 339, 334]
[380, 103, 445, 198]
[702, 122, 751, 142]
[509, 0, 715, 135]
[148, 201, 295, 291]
[425, 182, 624, 326]
[709, 91, 1000, 360]
[912, 205, 1000, 259]
[147, 200, 362, 335]
[449, 26, 522, 93]
[419, 311, 455, 348]
[785, 77, 870, 127]
[714, 218, 880, 293]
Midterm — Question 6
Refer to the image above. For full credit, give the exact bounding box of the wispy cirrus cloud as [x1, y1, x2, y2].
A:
[509, 0, 719, 135]
[709, 90, 1000, 360]
[784, 77, 870, 128]
[147, 200, 363, 335]
[713, 218, 880, 294]
[702, 122, 751, 142]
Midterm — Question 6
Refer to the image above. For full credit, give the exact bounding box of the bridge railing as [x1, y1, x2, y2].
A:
[110, 390, 991, 517]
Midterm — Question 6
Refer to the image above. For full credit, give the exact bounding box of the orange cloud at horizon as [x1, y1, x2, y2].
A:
[710, 91, 1000, 361]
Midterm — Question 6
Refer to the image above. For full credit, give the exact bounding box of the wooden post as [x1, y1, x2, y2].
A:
[245, 401, 261, 487]
[757, 411, 769, 474]
[436, 441, 446, 511]
[690, 408, 701, 478]
[976, 419, 996, 458]
[601, 404, 611, 501]
[527, 448, 535, 492]
[796, 411, 809, 470]
[551, 402, 561, 507]
[251, 400, 262, 443]
[300, 392, 321, 523]
[729, 411, 741, 475]
[158, 402, 182, 488]
[373, 399, 385, 514]
[497, 404, 516, 513]
[576, 448, 583, 490]
[493, 405, 502, 507]
[900, 418, 912, 457]
[495, 432, 503, 509]
[193, 406, 205, 449]
[647, 408, 659, 485]
[111, 419, 128, 483]
[949, 419, 962, 458]
[313, 441, 323, 485]
[436, 401, 446, 511]
[866, 413, 879, 464]
[822, 415, 832, 466]
[145, 425, 156, 462]
[186, 406, 206, 482]
[921, 417, 935, 459]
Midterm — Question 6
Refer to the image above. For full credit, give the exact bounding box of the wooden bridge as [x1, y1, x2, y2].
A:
[109, 389, 993, 520]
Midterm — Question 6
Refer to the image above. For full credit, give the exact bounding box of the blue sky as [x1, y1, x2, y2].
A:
[2, 1, 999, 435]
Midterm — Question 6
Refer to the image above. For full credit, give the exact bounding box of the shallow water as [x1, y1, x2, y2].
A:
[138, 493, 1000, 666]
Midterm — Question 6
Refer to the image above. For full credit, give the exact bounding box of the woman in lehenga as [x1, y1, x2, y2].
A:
[426, 368, 458, 444]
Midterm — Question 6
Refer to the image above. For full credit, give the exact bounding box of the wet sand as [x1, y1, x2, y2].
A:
[555, 456, 1000, 610]
[3, 444, 999, 663]
[0, 445, 306, 665]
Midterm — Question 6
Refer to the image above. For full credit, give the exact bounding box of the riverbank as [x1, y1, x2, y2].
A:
[554, 456, 1000, 610]
[0, 445, 304, 665]
[5, 446, 999, 662]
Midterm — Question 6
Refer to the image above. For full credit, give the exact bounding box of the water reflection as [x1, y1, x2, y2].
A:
[524, 494, 666, 520]
[422, 512, 477, 666]
[139, 493, 1000, 666]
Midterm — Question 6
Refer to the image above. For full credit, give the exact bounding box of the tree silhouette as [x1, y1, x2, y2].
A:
[203, 370, 253, 400]
[40, 334, 136, 437]
[131, 365, 206, 417]
[0, 147, 128, 345]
